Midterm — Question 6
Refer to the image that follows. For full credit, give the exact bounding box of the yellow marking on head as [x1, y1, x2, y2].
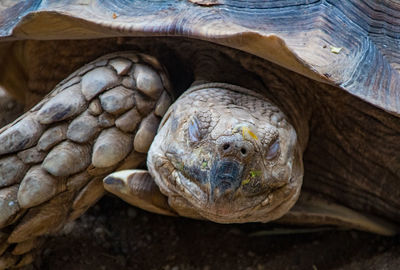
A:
[241, 179, 250, 186]
[250, 170, 262, 178]
[201, 161, 208, 169]
[242, 126, 258, 141]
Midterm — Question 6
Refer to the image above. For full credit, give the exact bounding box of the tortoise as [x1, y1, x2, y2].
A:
[0, 0, 400, 268]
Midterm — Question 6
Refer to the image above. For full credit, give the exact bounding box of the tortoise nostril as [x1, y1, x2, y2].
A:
[219, 140, 252, 158]
[223, 143, 230, 151]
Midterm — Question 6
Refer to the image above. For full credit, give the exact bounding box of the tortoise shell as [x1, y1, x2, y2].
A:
[1, 0, 400, 115]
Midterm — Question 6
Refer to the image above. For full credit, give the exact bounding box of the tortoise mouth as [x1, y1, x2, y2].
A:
[167, 160, 293, 221]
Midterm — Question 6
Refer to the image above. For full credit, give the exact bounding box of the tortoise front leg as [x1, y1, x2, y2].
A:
[0, 52, 172, 269]
[104, 170, 176, 216]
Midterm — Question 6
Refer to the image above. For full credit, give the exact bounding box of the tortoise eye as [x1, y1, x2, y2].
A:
[188, 116, 201, 142]
[266, 139, 280, 160]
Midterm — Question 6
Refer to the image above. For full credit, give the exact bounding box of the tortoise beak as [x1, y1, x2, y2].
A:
[209, 160, 243, 201]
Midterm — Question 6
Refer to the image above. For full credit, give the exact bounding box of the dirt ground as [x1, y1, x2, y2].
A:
[25, 195, 399, 270]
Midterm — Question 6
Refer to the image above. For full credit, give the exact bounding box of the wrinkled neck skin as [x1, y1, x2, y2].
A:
[147, 80, 309, 223]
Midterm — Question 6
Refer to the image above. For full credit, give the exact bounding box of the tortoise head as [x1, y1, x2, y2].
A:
[148, 83, 303, 223]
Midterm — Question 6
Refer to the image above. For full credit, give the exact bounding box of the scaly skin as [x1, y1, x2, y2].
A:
[148, 83, 303, 223]
[0, 52, 172, 269]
